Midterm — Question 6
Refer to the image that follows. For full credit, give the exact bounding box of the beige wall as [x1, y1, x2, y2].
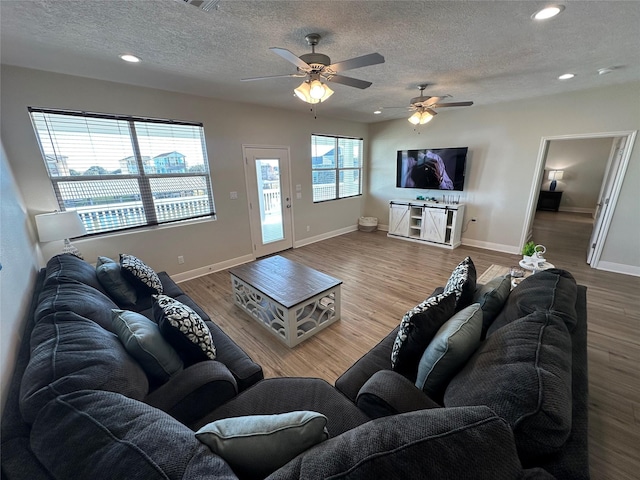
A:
[0, 142, 40, 414]
[367, 82, 640, 270]
[544, 137, 614, 213]
[1, 65, 367, 275]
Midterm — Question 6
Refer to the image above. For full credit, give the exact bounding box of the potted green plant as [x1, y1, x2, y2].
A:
[522, 241, 537, 257]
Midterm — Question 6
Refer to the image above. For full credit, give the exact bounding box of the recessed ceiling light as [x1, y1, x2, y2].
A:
[532, 5, 565, 20]
[373, 109, 382, 115]
[558, 73, 575, 80]
[119, 54, 141, 63]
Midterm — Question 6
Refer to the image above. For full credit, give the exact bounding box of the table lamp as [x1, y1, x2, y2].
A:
[548, 170, 564, 191]
[35, 211, 87, 259]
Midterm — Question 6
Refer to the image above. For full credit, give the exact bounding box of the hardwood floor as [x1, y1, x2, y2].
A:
[181, 211, 639, 479]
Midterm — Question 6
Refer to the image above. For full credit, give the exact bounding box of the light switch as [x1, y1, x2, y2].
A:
[230, 191, 238, 199]
[296, 184, 302, 191]
[296, 192, 302, 199]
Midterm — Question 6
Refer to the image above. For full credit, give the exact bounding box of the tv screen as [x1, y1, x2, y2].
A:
[396, 147, 468, 191]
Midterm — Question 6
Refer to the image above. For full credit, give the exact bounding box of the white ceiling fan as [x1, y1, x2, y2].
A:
[242, 33, 385, 104]
[387, 84, 474, 124]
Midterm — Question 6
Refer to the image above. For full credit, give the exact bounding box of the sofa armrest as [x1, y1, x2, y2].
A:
[356, 370, 441, 418]
[144, 360, 237, 425]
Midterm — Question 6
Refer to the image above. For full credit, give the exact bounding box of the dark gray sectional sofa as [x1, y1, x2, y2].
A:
[1, 254, 588, 479]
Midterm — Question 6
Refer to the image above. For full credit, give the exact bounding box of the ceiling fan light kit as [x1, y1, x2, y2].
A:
[408, 109, 434, 125]
[402, 84, 473, 126]
[294, 79, 334, 104]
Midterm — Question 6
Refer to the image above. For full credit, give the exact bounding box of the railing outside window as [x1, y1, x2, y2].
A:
[311, 134, 363, 202]
[29, 108, 216, 235]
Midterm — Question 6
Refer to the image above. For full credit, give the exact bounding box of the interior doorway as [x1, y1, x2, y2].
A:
[522, 130, 637, 269]
[242, 146, 294, 258]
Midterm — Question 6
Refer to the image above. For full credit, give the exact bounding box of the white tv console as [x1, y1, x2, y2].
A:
[388, 200, 465, 249]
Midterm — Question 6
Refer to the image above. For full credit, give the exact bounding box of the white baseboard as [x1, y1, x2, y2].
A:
[172, 254, 255, 283]
[558, 206, 595, 215]
[377, 224, 389, 232]
[595, 261, 640, 277]
[294, 225, 358, 248]
[461, 238, 520, 255]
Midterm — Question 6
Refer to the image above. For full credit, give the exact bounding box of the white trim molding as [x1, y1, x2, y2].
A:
[294, 225, 358, 248]
[172, 254, 254, 283]
[461, 238, 520, 255]
[596, 261, 640, 278]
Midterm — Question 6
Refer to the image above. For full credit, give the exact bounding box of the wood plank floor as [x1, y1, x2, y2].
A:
[181, 211, 640, 479]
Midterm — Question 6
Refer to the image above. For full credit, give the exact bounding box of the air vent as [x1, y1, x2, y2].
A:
[176, 0, 220, 12]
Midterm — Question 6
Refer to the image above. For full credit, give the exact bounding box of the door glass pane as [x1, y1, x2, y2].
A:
[255, 159, 284, 244]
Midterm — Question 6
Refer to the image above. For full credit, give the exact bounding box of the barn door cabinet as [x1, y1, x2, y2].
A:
[387, 200, 465, 249]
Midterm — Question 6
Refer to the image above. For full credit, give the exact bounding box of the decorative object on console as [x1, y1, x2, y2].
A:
[35, 210, 86, 259]
[548, 170, 564, 191]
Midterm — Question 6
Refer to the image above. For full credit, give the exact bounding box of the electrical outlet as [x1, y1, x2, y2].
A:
[177, 255, 185, 264]
[306, 226, 310, 232]
[230, 191, 238, 199]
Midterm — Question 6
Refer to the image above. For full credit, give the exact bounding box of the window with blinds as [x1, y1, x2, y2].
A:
[311, 134, 363, 202]
[28, 108, 216, 235]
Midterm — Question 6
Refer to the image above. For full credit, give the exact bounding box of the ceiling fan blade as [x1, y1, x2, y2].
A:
[426, 108, 438, 116]
[327, 53, 385, 73]
[269, 47, 311, 71]
[327, 74, 372, 89]
[432, 101, 474, 108]
[241, 73, 307, 82]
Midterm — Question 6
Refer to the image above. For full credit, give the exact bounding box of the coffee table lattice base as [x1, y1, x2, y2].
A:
[231, 276, 341, 347]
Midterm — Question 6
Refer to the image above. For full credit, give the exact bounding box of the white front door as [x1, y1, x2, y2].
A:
[243, 146, 293, 258]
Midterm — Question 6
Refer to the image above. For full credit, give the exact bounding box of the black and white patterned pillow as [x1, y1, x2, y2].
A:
[120, 254, 163, 294]
[443, 257, 477, 311]
[152, 294, 216, 365]
[390, 292, 456, 379]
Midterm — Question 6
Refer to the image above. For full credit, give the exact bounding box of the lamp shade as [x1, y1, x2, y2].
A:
[294, 80, 333, 104]
[35, 211, 86, 242]
[548, 170, 564, 181]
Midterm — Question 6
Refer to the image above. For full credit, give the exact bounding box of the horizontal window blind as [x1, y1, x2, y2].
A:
[29, 108, 216, 235]
[311, 134, 363, 202]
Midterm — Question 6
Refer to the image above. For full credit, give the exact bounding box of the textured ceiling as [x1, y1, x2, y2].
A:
[1, 0, 639, 123]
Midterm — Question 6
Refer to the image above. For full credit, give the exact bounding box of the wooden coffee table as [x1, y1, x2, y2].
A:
[229, 256, 342, 347]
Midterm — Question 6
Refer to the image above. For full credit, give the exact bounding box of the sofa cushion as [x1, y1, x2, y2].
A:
[390, 293, 455, 380]
[487, 268, 578, 335]
[415, 303, 483, 397]
[34, 281, 119, 332]
[43, 253, 107, 295]
[120, 254, 163, 294]
[267, 406, 548, 480]
[96, 256, 138, 307]
[444, 310, 573, 461]
[196, 411, 329, 479]
[20, 312, 148, 425]
[30, 390, 236, 480]
[443, 256, 477, 311]
[153, 294, 216, 366]
[472, 274, 512, 337]
[111, 309, 183, 382]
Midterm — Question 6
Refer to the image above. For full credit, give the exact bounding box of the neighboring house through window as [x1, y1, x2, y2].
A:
[311, 134, 363, 202]
[29, 108, 216, 235]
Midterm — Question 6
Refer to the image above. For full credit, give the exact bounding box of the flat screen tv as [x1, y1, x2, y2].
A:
[396, 147, 468, 191]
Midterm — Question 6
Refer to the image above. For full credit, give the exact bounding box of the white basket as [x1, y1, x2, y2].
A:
[358, 216, 378, 232]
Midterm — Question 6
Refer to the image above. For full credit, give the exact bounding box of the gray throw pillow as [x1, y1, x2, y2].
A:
[96, 256, 137, 306]
[152, 294, 216, 365]
[415, 303, 483, 397]
[472, 274, 511, 337]
[120, 254, 163, 294]
[196, 411, 329, 479]
[111, 309, 183, 382]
